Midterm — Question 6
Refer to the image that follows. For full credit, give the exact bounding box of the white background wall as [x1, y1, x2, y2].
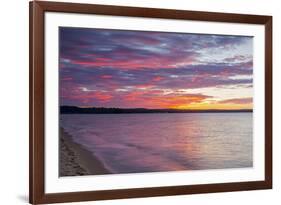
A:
[0, 0, 279, 204]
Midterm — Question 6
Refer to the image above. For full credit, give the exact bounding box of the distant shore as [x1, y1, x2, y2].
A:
[60, 106, 253, 114]
[59, 128, 111, 176]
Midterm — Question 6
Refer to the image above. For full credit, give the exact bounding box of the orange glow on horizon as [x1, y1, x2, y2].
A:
[169, 102, 253, 110]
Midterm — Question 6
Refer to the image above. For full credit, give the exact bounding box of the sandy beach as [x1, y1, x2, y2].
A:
[59, 128, 111, 176]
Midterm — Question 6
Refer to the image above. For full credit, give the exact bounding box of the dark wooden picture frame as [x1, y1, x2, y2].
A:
[29, 1, 272, 204]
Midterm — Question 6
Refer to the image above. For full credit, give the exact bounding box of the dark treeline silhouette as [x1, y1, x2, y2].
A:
[60, 106, 253, 114]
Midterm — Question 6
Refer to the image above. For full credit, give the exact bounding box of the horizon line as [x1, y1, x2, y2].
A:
[60, 105, 253, 111]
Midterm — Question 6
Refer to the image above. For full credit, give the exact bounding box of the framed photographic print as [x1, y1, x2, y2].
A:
[29, 1, 272, 204]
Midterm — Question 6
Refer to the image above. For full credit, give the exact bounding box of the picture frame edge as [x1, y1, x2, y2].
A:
[29, 1, 273, 204]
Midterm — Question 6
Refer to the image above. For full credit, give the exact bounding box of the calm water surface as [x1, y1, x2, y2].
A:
[60, 113, 253, 174]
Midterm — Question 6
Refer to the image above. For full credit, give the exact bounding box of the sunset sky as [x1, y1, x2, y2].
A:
[59, 27, 253, 110]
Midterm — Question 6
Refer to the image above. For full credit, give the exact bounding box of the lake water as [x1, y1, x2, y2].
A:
[60, 113, 253, 174]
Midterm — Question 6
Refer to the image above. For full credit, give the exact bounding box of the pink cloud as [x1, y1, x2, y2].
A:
[220, 97, 252, 104]
[101, 75, 113, 79]
[152, 76, 164, 82]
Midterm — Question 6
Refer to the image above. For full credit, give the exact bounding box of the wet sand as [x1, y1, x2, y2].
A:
[59, 128, 111, 176]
